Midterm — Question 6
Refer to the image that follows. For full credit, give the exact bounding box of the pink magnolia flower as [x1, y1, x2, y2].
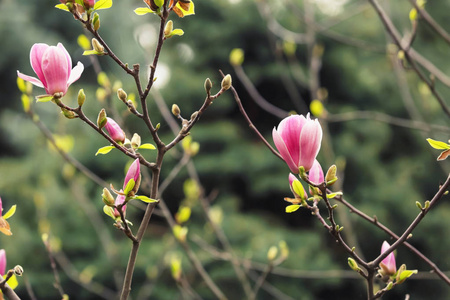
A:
[379, 241, 396, 276]
[0, 249, 6, 276]
[308, 160, 324, 185]
[105, 118, 126, 144]
[17, 43, 84, 96]
[273, 114, 322, 173]
[123, 159, 141, 191]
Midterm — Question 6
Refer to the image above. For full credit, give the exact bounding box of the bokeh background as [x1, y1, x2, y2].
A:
[0, 0, 449, 299]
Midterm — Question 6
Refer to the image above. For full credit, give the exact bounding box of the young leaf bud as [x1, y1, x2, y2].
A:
[190, 111, 198, 122]
[172, 104, 181, 117]
[97, 109, 107, 129]
[61, 108, 77, 119]
[77, 89, 86, 107]
[221, 74, 232, 91]
[267, 246, 278, 261]
[164, 20, 174, 37]
[92, 12, 100, 31]
[348, 258, 360, 272]
[117, 88, 128, 102]
[204, 78, 212, 94]
[325, 165, 337, 186]
[92, 38, 104, 53]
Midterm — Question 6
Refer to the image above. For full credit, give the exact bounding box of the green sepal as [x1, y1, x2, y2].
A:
[95, 145, 115, 156]
[123, 179, 135, 196]
[426, 138, 450, 150]
[94, 0, 113, 10]
[132, 195, 159, 203]
[103, 205, 115, 220]
[36, 95, 54, 103]
[3, 205, 17, 220]
[138, 143, 156, 150]
[134, 7, 155, 15]
[55, 3, 69, 11]
[285, 205, 301, 213]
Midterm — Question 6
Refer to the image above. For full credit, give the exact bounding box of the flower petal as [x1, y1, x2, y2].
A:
[30, 43, 49, 87]
[299, 119, 322, 171]
[41, 46, 70, 95]
[273, 128, 299, 173]
[67, 61, 84, 86]
[57, 43, 72, 79]
[17, 71, 45, 88]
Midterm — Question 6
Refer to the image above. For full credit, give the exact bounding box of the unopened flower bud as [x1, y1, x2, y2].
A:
[131, 133, 141, 148]
[102, 188, 115, 206]
[325, 164, 337, 186]
[14, 265, 24, 276]
[92, 38, 104, 53]
[267, 246, 278, 261]
[61, 108, 77, 119]
[123, 159, 141, 196]
[164, 20, 174, 37]
[97, 108, 107, 129]
[221, 74, 232, 91]
[348, 257, 360, 272]
[77, 89, 86, 107]
[190, 111, 198, 122]
[172, 104, 181, 117]
[117, 88, 127, 102]
[204, 78, 212, 94]
[105, 117, 126, 143]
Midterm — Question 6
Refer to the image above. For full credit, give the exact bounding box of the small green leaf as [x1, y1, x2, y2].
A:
[103, 205, 115, 220]
[327, 192, 343, 199]
[292, 180, 306, 200]
[123, 179, 135, 196]
[55, 3, 69, 11]
[285, 205, 301, 213]
[78, 35, 91, 51]
[396, 269, 418, 284]
[168, 29, 184, 38]
[36, 95, 54, 103]
[83, 50, 104, 56]
[95, 145, 115, 156]
[138, 143, 156, 150]
[94, 0, 113, 10]
[3, 205, 16, 220]
[134, 7, 155, 15]
[133, 195, 159, 203]
[426, 138, 450, 150]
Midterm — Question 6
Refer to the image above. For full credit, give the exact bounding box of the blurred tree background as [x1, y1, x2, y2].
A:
[0, 0, 449, 299]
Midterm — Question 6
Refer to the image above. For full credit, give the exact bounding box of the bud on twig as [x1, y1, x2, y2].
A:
[190, 111, 198, 122]
[164, 20, 174, 37]
[102, 188, 115, 206]
[221, 74, 232, 91]
[14, 265, 24, 276]
[77, 89, 86, 107]
[92, 12, 100, 31]
[204, 78, 212, 94]
[61, 108, 77, 119]
[117, 88, 127, 102]
[325, 165, 337, 186]
[172, 104, 181, 117]
[97, 109, 107, 129]
[131, 133, 141, 149]
[92, 38, 104, 53]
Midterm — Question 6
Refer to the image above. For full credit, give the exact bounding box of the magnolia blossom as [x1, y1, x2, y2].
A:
[308, 160, 324, 185]
[273, 114, 322, 173]
[17, 43, 84, 96]
[105, 118, 126, 143]
[379, 241, 396, 276]
[123, 159, 141, 192]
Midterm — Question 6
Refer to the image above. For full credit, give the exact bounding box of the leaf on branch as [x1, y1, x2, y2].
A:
[437, 149, 450, 161]
[123, 179, 135, 196]
[95, 145, 115, 156]
[327, 192, 343, 199]
[426, 138, 450, 150]
[55, 3, 69, 11]
[3, 205, 17, 220]
[103, 205, 115, 220]
[285, 205, 301, 213]
[83, 50, 105, 56]
[35, 95, 54, 103]
[132, 195, 159, 203]
[94, 0, 113, 10]
[166, 29, 184, 38]
[134, 7, 155, 15]
[172, 0, 195, 18]
[138, 143, 156, 150]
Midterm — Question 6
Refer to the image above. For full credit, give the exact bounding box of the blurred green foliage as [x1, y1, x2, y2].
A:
[0, 0, 449, 299]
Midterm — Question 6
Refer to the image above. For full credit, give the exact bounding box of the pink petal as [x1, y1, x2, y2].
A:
[0, 249, 5, 276]
[41, 46, 70, 95]
[67, 61, 84, 86]
[277, 115, 306, 165]
[30, 43, 49, 87]
[309, 160, 324, 185]
[273, 128, 299, 173]
[299, 119, 322, 171]
[17, 71, 45, 88]
[123, 159, 141, 190]
[57, 43, 72, 79]
[381, 241, 396, 274]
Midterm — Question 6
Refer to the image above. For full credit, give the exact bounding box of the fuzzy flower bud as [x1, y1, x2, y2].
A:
[379, 241, 397, 276]
[97, 108, 107, 129]
[204, 78, 212, 94]
[272, 113, 322, 173]
[77, 89, 86, 107]
[102, 188, 115, 206]
[172, 104, 181, 117]
[123, 159, 141, 196]
[221, 74, 232, 91]
[92, 38, 104, 53]
[117, 88, 127, 102]
[104, 117, 126, 144]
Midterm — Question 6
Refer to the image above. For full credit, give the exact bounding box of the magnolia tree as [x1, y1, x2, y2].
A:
[1, 0, 449, 299]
